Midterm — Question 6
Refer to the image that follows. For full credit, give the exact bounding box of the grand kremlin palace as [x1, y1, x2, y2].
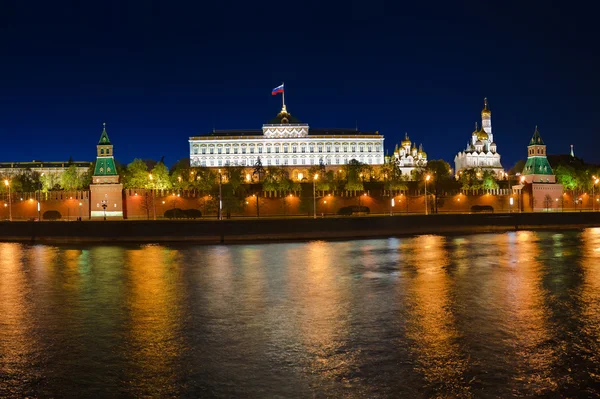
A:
[189, 105, 385, 178]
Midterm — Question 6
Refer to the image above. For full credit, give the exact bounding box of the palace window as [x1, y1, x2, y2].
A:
[201, 148, 206, 154]
[276, 159, 280, 165]
[310, 146, 314, 152]
[107, 149, 110, 155]
[218, 148, 222, 154]
[226, 148, 230, 154]
[250, 147, 254, 154]
[284, 159, 288, 165]
[301, 146, 306, 153]
[201, 160, 206, 166]
[327, 146, 331, 152]
[267, 159, 271, 165]
[318, 146, 323, 153]
[218, 160, 222, 166]
[267, 147, 271, 153]
[292, 146, 297, 153]
[210, 148, 214, 154]
[258, 147, 263, 153]
[241, 148, 246, 154]
[210, 160, 215, 166]
[284, 147, 288, 153]
[275, 147, 279, 153]
[335, 146, 339, 152]
[101, 149, 104, 154]
[360, 146, 364, 152]
[352, 146, 356, 152]
[368, 146, 372, 152]
[234, 148, 238, 154]
[343, 146, 348, 152]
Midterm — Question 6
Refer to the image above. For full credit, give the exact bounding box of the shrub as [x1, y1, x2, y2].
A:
[337, 205, 370, 215]
[43, 210, 62, 220]
[471, 205, 494, 213]
[183, 209, 202, 219]
[164, 208, 185, 219]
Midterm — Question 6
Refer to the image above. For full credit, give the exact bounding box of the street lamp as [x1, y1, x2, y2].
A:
[149, 173, 156, 220]
[390, 197, 395, 216]
[4, 179, 11, 221]
[218, 169, 223, 220]
[79, 202, 82, 220]
[313, 173, 319, 219]
[593, 176, 599, 211]
[425, 175, 431, 215]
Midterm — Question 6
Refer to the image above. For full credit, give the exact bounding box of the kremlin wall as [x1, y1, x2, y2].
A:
[1, 98, 592, 221]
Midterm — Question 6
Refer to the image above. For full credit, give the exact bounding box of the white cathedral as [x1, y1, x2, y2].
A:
[391, 133, 427, 176]
[454, 98, 504, 178]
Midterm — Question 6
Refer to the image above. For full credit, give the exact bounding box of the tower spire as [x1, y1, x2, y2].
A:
[570, 144, 575, 157]
[484, 97, 488, 110]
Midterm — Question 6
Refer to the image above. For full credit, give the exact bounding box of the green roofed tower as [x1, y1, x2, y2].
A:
[90, 123, 123, 219]
[93, 123, 118, 181]
[522, 126, 556, 183]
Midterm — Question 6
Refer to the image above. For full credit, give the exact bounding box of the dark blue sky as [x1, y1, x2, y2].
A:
[1, 1, 598, 169]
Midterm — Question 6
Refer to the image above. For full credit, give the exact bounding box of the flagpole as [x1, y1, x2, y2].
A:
[282, 82, 285, 109]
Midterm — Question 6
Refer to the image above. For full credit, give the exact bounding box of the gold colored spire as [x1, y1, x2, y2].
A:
[482, 97, 491, 115]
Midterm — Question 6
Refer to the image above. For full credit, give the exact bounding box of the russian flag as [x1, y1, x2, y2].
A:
[272, 84, 284, 95]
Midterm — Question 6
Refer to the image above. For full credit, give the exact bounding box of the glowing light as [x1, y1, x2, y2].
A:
[298, 173, 304, 181]
[3, 179, 8, 186]
[313, 174, 318, 181]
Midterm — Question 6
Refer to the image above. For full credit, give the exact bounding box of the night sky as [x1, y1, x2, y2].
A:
[1, 1, 598, 169]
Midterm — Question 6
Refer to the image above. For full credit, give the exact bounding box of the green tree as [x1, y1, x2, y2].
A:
[123, 159, 150, 189]
[555, 164, 578, 191]
[191, 167, 216, 193]
[149, 162, 172, 190]
[225, 166, 244, 195]
[344, 159, 365, 192]
[459, 169, 481, 190]
[60, 165, 81, 190]
[481, 170, 499, 190]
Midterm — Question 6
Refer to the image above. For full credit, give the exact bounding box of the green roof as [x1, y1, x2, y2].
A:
[94, 157, 117, 176]
[528, 126, 545, 146]
[98, 123, 112, 145]
[523, 156, 554, 176]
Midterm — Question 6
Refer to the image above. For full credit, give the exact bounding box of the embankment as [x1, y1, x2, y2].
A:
[2, 212, 600, 244]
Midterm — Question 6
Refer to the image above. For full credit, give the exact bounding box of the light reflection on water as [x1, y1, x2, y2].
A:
[2, 230, 600, 397]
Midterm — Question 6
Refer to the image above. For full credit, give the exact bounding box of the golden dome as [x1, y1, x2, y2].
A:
[477, 128, 488, 140]
[481, 97, 491, 115]
[401, 132, 411, 146]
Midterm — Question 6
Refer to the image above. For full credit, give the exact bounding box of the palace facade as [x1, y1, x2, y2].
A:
[454, 98, 504, 178]
[189, 105, 385, 171]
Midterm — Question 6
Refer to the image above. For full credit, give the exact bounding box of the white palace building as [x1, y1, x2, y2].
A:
[189, 104, 385, 169]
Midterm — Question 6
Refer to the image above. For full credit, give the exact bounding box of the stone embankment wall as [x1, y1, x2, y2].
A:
[1, 212, 600, 244]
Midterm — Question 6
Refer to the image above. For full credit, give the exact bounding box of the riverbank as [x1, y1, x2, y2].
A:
[2, 212, 600, 244]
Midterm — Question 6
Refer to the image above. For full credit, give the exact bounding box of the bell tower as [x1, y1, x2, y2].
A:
[481, 97, 493, 142]
[90, 123, 124, 219]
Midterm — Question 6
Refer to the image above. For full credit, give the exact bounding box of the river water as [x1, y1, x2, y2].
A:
[1, 230, 600, 398]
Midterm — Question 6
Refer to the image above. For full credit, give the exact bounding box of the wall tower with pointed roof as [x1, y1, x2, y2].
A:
[514, 126, 563, 212]
[90, 123, 123, 219]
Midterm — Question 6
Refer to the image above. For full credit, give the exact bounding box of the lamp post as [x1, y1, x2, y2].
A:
[4, 179, 11, 221]
[593, 177, 599, 211]
[424, 175, 428, 215]
[79, 202, 82, 220]
[148, 173, 156, 220]
[218, 169, 223, 220]
[390, 197, 395, 216]
[313, 173, 319, 219]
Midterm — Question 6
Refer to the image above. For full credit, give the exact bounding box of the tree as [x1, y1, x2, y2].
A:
[481, 170, 499, 190]
[149, 162, 172, 190]
[543, 194, 553, 211]
[424, 159, 455, 213]
[225, 165, 244, 195]
[170, 158, 192, 191]
[459, 169, 481, 190]
[191, 167, 216, 193]
[344, 159, 365, 192]
[123, 159, 150, 189]
[382, 157, 407, 192]
[60, 165, 81, 190]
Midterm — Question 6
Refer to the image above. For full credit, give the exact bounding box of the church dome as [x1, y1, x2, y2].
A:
[481, 97, 491, 115]
[401, 133, 411, 146]
[475, 140, 483, 146]
[477, 129, 488, 140]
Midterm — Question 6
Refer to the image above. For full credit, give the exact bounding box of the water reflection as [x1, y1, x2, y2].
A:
[2, 231, 600, 397]
[403, 235, 472, 397]
[125, 245, 185, 397]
